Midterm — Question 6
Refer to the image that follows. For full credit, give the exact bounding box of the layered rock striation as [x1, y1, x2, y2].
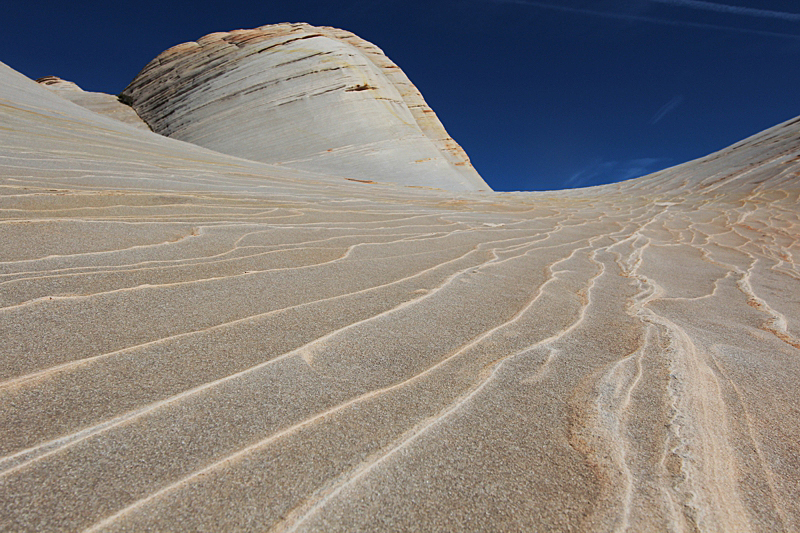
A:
[1, 26, 799, 532]
[36, 76, 150, 130]
[120, 23, 490, 191]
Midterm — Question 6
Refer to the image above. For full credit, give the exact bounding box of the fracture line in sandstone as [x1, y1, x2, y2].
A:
[85, 237, 605, 532]
[280, 241, 610, 532]
[0, 236, 544, 474]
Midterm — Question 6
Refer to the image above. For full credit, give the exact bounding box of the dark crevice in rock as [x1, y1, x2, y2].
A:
[345, 84, 379, 92]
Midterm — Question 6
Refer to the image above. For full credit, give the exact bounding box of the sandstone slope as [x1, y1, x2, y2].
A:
[120, 23, 490, 191]
[36, 75, 150, 131]
[1, 44, 799, 533]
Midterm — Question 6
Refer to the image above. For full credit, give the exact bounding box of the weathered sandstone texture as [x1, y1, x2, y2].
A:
[120, 23, 490, 191]
[1, 31, 799, 532]
[36, 76, 150, 130]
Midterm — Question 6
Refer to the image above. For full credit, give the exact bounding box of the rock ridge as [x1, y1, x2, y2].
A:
[121, 23, 490, 191]
[36, 76, 150, 130]
[1, 30, 799, 532]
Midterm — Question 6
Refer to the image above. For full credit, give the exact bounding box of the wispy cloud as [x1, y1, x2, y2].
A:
[564, 165, 603, 189]
[485, 0, 800, 39]
[564, 158, 664, 188]
[650, 95, 684, 124]
[485, 0, 638, 20]
[648, 0, 800, 22]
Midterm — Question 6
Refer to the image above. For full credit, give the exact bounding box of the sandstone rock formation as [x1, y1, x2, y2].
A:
[36, 75, 150, 130]
[120, 23, 490, 191]
[0, 27, 799, 532]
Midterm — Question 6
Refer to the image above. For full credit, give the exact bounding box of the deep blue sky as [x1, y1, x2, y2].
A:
[3, 0, 800, 191]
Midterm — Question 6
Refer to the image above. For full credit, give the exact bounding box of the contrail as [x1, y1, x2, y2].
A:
[650, 95, 684, 125]
[486, 0, 800, 39]
[649, 0, 800, 22]
[485, 0, 662, 21]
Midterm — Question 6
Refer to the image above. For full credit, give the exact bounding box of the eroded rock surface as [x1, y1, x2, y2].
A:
[36, 76, 150, 130]
[120, 23, 490, 191]
[1, 46, 799, 533]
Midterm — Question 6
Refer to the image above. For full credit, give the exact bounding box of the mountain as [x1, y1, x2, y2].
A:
[0, 25, 799, 532]
[36, 75, 150, 130]
[120, 23, 490, 192]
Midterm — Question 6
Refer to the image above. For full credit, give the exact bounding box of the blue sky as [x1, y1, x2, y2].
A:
[3, 0, 799, 191]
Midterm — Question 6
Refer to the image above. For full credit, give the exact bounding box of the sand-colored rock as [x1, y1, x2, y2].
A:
[36, 76, 150, 130]
[120, 23, 490, 191]
[0, 38, 799, 533]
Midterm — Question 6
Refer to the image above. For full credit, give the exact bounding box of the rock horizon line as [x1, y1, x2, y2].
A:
[1, 22, 799, 533]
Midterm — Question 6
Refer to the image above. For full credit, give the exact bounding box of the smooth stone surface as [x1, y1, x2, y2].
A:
[1, 51, 799, 533]
[36, 76, 151, 130]
[120, 23, 490, 191]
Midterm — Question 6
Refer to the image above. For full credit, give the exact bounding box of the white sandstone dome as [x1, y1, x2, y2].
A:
[121, 23, 491, 191]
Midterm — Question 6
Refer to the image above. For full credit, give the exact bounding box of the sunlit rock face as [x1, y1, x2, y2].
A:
[1, 31, 800, 533]
[120, 23, 490, 191]
[36, 76, 150, 130]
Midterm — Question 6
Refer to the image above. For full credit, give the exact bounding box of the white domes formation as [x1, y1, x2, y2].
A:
[120, 23, 490, 191]
[36, 75, 150, 130]
[1, 23, 799, 532]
